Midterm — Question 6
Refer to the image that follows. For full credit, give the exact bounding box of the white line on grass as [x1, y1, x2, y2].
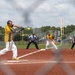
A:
[7, 60, 28, 63]
[3, 61, 75, 65]
[18, 49, 45, 59]
[17, 44, 61, 59]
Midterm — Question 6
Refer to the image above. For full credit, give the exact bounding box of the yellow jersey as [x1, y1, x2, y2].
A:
[4, 24, 13, 42]
[46, 34, 53, 40]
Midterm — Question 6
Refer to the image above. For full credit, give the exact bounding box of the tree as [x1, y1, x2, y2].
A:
[40, 26, 51, 32]
[13, 34, 22, 41]
[50, 26, 56, 30]
[0, 26, 4, 41]
[64, 25, 75, 34]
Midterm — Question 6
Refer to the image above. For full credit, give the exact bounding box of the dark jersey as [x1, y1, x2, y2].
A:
[73, 36, 75, 43]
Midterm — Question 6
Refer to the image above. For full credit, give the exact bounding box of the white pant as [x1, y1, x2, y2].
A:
[0, 41, 17, 58]
[46, 40, 58, 50]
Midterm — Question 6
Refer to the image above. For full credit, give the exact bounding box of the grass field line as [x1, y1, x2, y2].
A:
[7, 60, 28, 63]
[18, 49, 45, 59]
[17, 44, 62, 59]
[3, 60, 75, 65]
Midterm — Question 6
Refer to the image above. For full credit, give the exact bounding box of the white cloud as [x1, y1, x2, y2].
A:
[56, 4, 69, 11]
[0, 0, 75, 28]
[36, 3, 51, 12]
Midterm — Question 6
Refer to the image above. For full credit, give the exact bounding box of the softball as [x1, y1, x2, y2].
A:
[27, 27, 30, 30]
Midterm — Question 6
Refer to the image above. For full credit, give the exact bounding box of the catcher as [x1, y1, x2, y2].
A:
[46, 32, 58, 50]
[0, 20, 22, 60]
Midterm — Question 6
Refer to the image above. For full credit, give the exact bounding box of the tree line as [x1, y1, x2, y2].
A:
[0, 24, 75, 41]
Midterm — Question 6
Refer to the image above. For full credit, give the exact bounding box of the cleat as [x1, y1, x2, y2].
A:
[12, 58, 19, 60]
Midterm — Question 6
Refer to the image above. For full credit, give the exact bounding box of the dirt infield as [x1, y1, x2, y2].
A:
[0, 49, 75, 75]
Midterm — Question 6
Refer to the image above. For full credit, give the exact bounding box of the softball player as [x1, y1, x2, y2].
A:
[71, 36, 75, 49]
[46, 32, 58, 50]
[0, 20, 20, 60]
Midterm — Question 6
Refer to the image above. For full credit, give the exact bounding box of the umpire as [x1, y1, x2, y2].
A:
[26, 34, 39, 49]
[71, 36, 75, 49]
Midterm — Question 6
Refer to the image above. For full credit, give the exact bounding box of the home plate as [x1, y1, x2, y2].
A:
[7, 60, 28, 63]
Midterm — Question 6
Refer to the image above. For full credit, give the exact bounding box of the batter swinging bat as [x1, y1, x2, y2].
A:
[8, 27, 24, 50]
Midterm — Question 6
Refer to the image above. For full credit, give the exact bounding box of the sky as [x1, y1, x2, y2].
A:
[0, 0, 75, 28]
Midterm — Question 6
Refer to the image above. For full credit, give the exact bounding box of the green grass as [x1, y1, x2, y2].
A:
[0, 41, 72, 49]
[58, 44, 71, 49]
[16, 43, 72, 49]
[16, 44, 45, 49]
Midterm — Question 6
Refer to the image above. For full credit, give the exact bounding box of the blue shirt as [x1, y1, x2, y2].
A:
[29, 35, 37, 41]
